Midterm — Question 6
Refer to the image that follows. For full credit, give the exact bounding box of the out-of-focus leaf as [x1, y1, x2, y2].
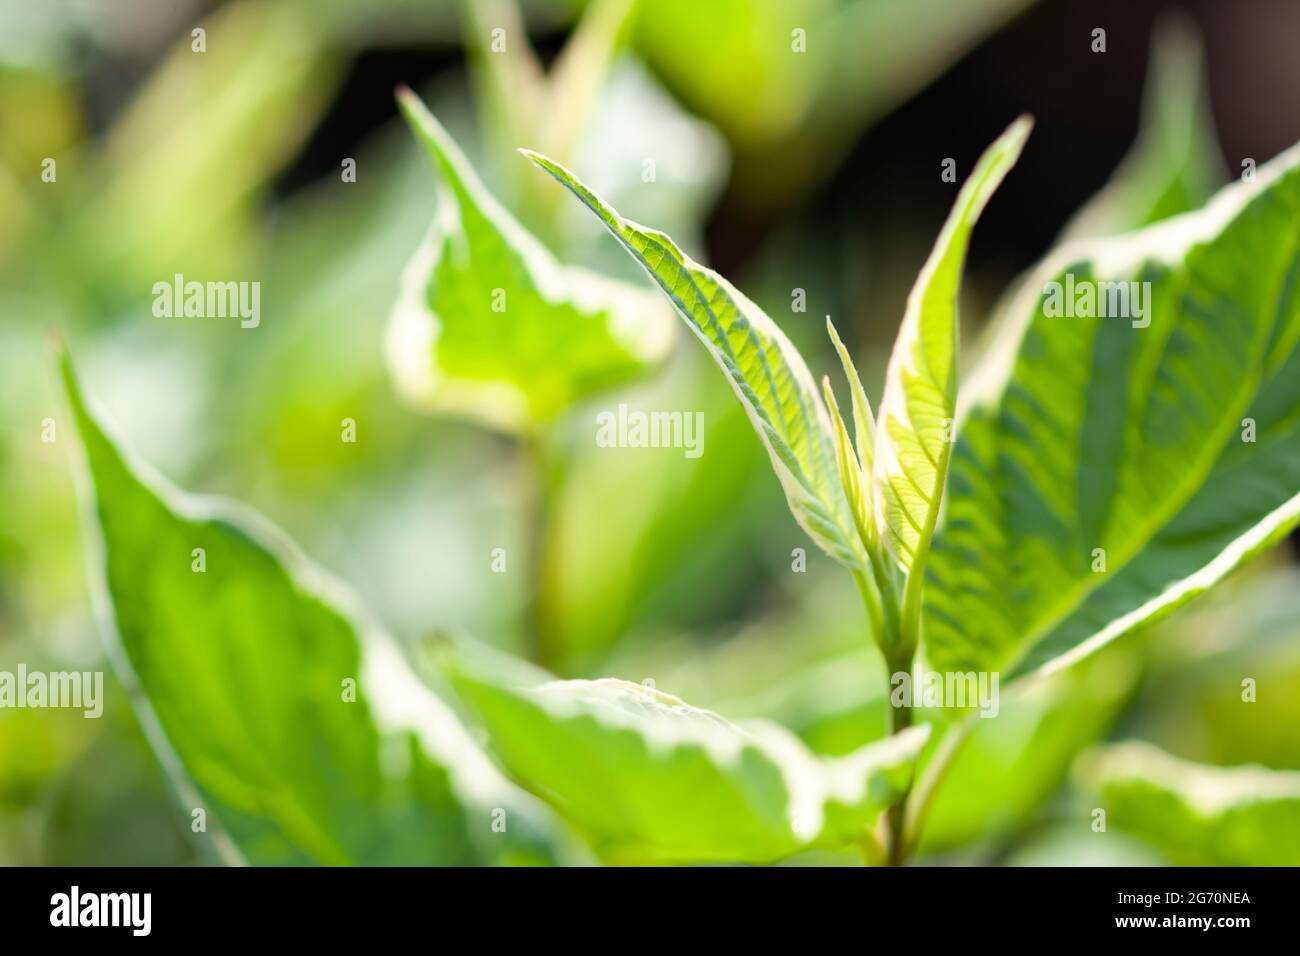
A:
[1125, 563, 1300, 772]
[60, 350, 577, 865]
[1083, 741, 1300, 866]
[1061, 15, 1224, 242]
[611, 577, 1140, 855]
[64, 0, 340, 296]
[386, 91, 674, 433]
[525, 149, 864, 569]
[0, 707, 97, 809]
[0, 68, 80, 263]
[460, 1, 729, 255]
[966, 16, 1225, 403]
[601, 576, 887, 749]
[1000, 827, 1165, 867]
[463, 0, 633, 214]
[874, 119, 1028, 644]
[918, 643, 1141, 852]
[925, 139, 1300, 683]
[631, 0, 1034, 208]
[446, 654, 928, 864]
[542, 359, 775, 670]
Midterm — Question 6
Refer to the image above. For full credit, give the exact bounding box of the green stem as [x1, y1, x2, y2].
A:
[851, 568, 884, 649]
[520, 433, 562, 668]
[885, 691, 913, 866]
[867, 546, 906, 668]
[858, 547, 915, 865]
[902, 711, 978, 857]
[858, 828, 886, 867]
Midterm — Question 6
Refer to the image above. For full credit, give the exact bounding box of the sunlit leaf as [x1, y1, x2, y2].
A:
[445, 653, 928, 863]
[631, 0, 1034, 208]
[524, 148, 865, 568]
[386, 90, 674, 433]
[825, 318, 877, 549]
[1083, 741, 1300, 866]
[874, 118, 1029, 641]
[822, 375, 872, 552]
[926, 139, 1300, 682]
[60, 349, 577, 865]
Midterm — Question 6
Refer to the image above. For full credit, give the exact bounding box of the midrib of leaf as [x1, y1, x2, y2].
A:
[587, 206, 822, 496]
[949, 155, 1300, 678]
[1001, 376, 1259, 676]
[524, 148, 860, 565]
[1262, 248, 1300, 376]
[1025, 239, 1295, 675]
[1010, 360, 1300, 677]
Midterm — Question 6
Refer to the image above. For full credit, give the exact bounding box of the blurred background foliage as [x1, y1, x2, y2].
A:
[2, 0, 1299, 865]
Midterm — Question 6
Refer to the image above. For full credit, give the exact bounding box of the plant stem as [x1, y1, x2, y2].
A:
[858, 828, 886, 867]
[885, 690, 913, 866]
[520, 432, 562, 668]
[902, 712, 978, 857]
[851, 569, 884, 649]
[859, 548, 915, 865]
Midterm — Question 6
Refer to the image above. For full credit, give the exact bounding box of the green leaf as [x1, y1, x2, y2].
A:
[386, 90, 674, 433]
[630, 0, 1034, 209]
[1135, 566, 1300, 772]
[1083, 741, 1300, 866]
[918, 643, 1140, 852]
[822, 375, 872, 555]
[826, 318, 877, 550]
[874, 118, 1029, 641]
[446, 656, 928, 863]
[965, 16, 1223, 404]
[827, 319, 877, 480]
[925, 140, 1300, 682]
[460, 0, 640, 245]
[523, 149, 865, 568]
[539, 371, 772, 667]
[66, 0, 340, 294]
[59, 349, 576, 865]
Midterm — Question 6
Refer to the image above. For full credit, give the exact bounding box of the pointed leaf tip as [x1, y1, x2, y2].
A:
[824, 317, 876, 486]
[528, 155, 867, 569]
[925, 127, 1300, 684]
[874, 115, 1028, 657]
[386, 106, 675, 431]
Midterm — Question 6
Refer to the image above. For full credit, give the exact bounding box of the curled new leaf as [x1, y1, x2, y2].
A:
[825, 318, 878, 551]
[822, 375, 872, 555]
[873, 117, 1029, 653]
